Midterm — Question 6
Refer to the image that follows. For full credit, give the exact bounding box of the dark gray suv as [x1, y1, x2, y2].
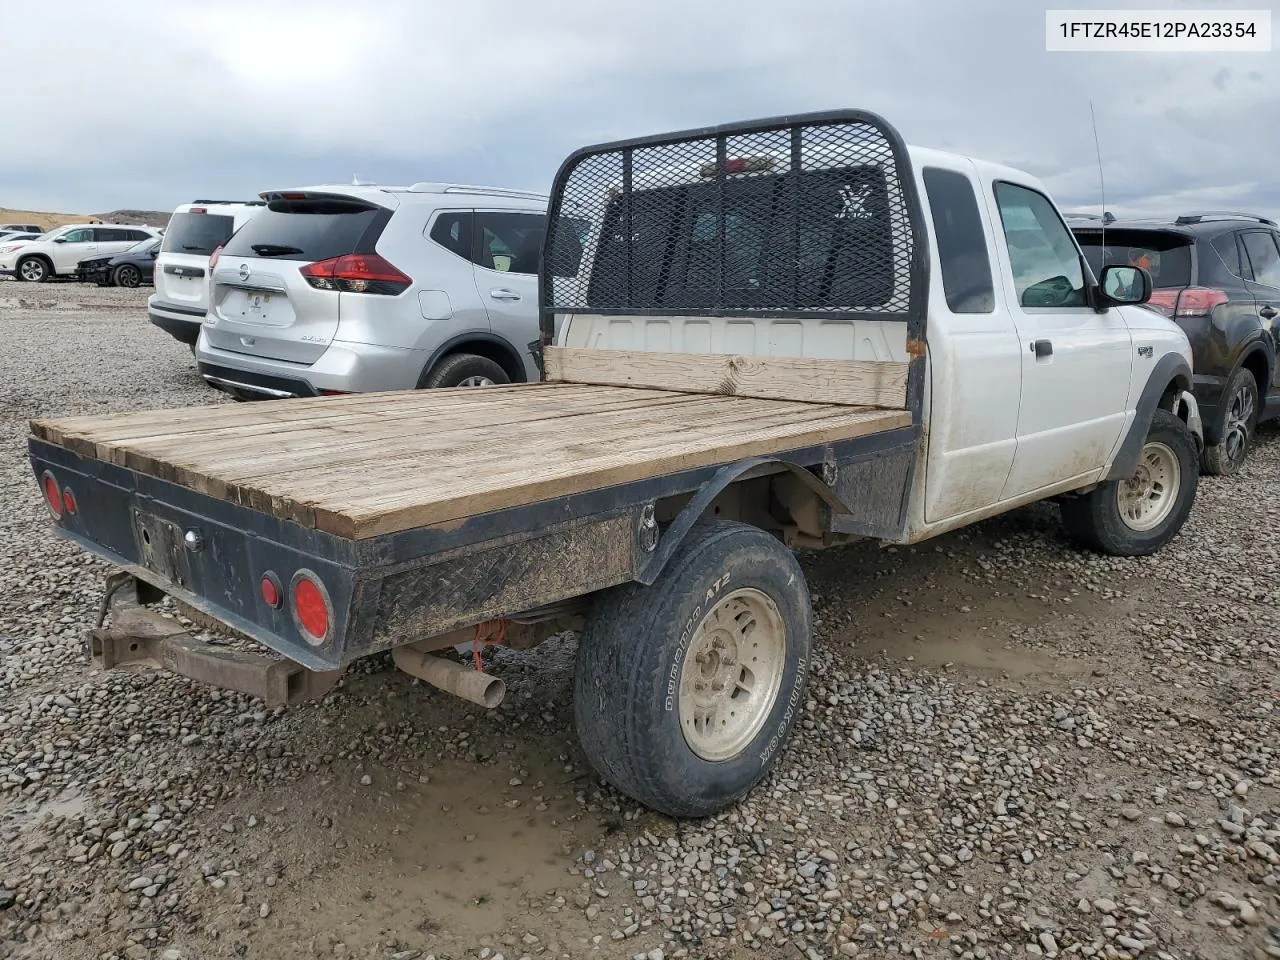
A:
[1070, 212, 1280, 474]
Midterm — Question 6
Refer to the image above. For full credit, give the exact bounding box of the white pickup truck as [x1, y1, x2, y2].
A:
[29, 110, 1202, 818]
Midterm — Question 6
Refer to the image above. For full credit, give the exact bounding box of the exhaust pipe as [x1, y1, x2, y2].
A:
[392, 646, 505, 709]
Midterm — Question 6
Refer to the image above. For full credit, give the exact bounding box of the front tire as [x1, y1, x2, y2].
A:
[418, 353, 510, 389]
[574, 520, 812, 818]
[1061, 409, 1198, 556]
[16, 256, 49, 282]
[1201, 367, 1257, 475]
[113, 264, 141, 288]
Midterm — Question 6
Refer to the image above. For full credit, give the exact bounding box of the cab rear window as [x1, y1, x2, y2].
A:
[161, 213, 235, 257]
[586, 164, 895, 311]
[220, 198, 389, 263]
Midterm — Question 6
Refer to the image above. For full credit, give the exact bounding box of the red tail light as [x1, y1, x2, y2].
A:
[209, 245, 223, 270]
[319, 390, 350, 397]
[290, 571, 332, 645]
[299, 254, 411, 295]
[260, 573, 282, 609]
[41, 472, 62, 518]
[1148, 286, 1227, 318]
[62, 487, 77, 515]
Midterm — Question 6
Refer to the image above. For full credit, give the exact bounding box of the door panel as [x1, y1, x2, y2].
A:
[1240, 230, 1280, 393]
[990, 181, 1132, 500]
[919, 164, 1023, 522]
[53, 228, 96, 272]
[471, 210, 543, 370]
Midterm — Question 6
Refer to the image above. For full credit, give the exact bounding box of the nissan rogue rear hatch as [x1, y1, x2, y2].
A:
[206, 194, 396, 365]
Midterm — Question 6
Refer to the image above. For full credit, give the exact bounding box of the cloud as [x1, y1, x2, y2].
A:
[0, 0, 1276, 223]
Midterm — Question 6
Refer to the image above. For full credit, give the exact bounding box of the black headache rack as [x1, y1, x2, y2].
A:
[539, 109, 928, 348]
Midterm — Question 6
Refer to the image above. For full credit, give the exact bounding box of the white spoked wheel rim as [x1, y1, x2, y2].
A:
[678, 587, 787, 762]
[458, 376, 495, 387]
[1118, 440, 1180, 532]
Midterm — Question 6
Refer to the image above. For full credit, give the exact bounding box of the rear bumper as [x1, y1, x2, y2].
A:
[29, 437, 357, 671]
[195, 336, 424, 397]
[148, 300, 206, 345]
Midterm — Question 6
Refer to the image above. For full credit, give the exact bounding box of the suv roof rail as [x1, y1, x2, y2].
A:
[1175, 211, 1277, 226]
[190, 199, 267, 206]
[1064, 211, 1116, 224]
[403, 182, 548, 201]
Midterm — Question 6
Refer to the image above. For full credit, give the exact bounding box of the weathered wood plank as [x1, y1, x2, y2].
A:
[545, 347, 909, 409]
[31, 382, 911, 540]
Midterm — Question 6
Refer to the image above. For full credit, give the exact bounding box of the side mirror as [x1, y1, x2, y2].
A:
[52, 237, 67, 243]
[1099, 264, 1151, 306]
[150, 249, 159, 258]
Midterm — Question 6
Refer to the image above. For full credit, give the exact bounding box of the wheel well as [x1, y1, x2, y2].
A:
[429, 339, 526, 384]
[1240, 349, 1269, 401]
[1159, 373, 1192, 425]
[17, 252, 52, 267]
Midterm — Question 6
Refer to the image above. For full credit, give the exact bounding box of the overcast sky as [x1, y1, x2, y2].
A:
[3, 0, 1277, 221]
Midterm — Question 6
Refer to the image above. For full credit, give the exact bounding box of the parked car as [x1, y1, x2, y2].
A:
[0, 223, 43, 235]
[0, 231, 41, 244]
[1070, 211, 1280, 474]
[195, 183, 549, 398]
[0, 224, 161, 282]
[77, 236, 162, 287]
[149, 200, 266, 349]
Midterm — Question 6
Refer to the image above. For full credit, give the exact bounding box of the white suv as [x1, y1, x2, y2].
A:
[149, 200, 266, 348]
[195, 182, 557, 397]
[0, 224, 161, 282]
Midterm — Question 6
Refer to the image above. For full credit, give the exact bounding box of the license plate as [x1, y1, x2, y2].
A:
[242, 292, 273, 320]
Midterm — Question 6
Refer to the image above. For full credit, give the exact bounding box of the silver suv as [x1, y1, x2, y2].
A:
[195, 183, 549, 397]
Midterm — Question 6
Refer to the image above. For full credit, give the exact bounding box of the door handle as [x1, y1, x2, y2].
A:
[1030, 339, 1053, 358]
[1260, 306, 1277, 319]
[489, 288, 521, 301]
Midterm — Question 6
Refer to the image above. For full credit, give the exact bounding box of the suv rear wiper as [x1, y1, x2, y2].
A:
[250, 243, 304, 257]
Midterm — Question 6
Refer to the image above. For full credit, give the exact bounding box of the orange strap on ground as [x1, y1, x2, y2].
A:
[472, 619, 508, 671]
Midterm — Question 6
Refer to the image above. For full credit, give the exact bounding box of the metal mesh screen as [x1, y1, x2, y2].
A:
[543, 113, 919, 320]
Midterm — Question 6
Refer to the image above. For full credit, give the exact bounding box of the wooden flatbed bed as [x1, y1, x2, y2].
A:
[31, 381, 909, 540]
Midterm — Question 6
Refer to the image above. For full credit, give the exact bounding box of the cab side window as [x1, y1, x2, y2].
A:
[993, 182, 1087, 308]
[61, 228, 92, 243]
[923, 167, 994, 313]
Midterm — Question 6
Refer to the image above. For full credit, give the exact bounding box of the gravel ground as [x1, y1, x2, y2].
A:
[0, 282, 1277, 960]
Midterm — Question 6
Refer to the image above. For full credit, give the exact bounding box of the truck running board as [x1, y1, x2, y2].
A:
[89, 574, 344, 707]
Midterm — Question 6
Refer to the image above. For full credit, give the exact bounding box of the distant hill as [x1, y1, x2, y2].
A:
[0, 206, 171, 230]
[97, 209, 171, 228]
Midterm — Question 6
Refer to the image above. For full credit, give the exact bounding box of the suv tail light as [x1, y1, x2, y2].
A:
[299, 255, 411, 295]
[1148, 286, 1228, 318]
[209, 245, 223, 270]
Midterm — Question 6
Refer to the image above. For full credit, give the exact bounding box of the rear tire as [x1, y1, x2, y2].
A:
[113, 264, 141, 288]
[574, 520, 812, 818]
[1060, 409, 1198, 556]
[17, 256, 48, 282]
[419, 353, 510, 389]
[1200, 367, 1257, 475]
